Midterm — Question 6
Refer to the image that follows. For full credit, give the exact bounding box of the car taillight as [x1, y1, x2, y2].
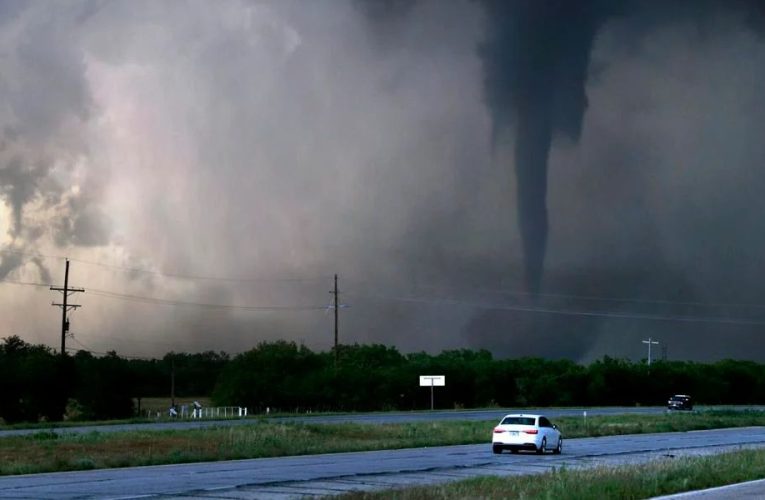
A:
[523, 429, 538, 434]
[493, 428, 505, 433]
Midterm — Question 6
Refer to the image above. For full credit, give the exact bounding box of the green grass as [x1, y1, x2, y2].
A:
[338, 448, 765, 499]
[0, 410, 764, 476]
[0, 421, 487, 475]
[555, 409, 765, 438]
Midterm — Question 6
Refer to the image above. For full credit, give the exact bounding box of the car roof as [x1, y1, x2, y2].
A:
[502, 414, 543, 419]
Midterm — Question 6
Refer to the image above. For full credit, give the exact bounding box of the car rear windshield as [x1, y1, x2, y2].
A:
[501, 417, 536, 426]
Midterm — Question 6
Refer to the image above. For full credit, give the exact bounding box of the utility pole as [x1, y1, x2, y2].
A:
[328, 274, 349, 370]
[642, 337, 659, 368]
[50, 259, 84, 356]
[332, 274, 339, 369]
[334, 274, 339, 368]
[171, 356, 176, 409]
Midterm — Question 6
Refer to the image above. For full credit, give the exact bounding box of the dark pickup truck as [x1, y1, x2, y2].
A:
[668, 394, 693, 411]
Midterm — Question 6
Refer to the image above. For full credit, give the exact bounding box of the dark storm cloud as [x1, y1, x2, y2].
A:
[476, 0, 765, 296]
[52, 186, 112, 247]
[30, 254, 52, 283]
[0, 157, 47, 236]
[0, 1, 100, 283]
[0, 248, 23, 280]
[2, 0, 765, 363]
[465, 0, 765, 360]
[479, 0, 615, 294]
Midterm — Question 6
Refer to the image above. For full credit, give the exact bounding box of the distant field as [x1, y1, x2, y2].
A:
[1, 410, 764, 476]
[0, 397, 214, 430]
[134, 397, 212, 417]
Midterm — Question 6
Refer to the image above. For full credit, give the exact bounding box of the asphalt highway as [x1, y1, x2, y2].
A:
[656, 479, 765, 499]
[1, 405, 752, 438]
[2, 426, 765, 498]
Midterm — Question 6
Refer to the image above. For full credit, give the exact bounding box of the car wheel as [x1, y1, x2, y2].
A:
[493, 445, 502, 455]
[537, 437, 546, 454]
[553, 438, 562, 455]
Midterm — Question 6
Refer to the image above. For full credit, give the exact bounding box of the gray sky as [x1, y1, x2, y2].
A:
[1, 0, 765, 362]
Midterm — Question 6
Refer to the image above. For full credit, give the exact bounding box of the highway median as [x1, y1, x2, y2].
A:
[1, 410, 765, 475]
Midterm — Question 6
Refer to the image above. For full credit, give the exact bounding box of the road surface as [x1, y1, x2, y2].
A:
[655, 479, 765, 499]
[1, 426, 764, 498]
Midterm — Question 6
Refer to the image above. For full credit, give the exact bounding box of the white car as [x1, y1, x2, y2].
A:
[492, 413, 562, 454]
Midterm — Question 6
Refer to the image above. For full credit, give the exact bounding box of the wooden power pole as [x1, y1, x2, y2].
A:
[50, 259, 84, 355]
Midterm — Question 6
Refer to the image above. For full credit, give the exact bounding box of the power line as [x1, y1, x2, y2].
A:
[349, 292, 765, 327]
[86, 287, 327, 312]
[66, 344, 153, 361]
[69, 336, 98, 354]
[1, 248, 331, 283]
[344, 278, 765, 311]
[75, 331, 189, 348]
[0, 278, 51, 288]
[0, 276, 331, 312]
[70, 336, 158, 360]
[4, 272, 765, 325]
[5, 247, 765, 311]
[6, 248, 765, 325]
[0, 248, 65, 262]
[5, 269, 765, 326]
[69, 334, 239, 359]
[69, 256, 332, 283]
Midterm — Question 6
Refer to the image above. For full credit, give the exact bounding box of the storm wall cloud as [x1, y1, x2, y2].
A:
[0, 0, 764, 362]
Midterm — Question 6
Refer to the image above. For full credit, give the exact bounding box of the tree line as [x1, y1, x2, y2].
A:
[2, 335, 765, 423]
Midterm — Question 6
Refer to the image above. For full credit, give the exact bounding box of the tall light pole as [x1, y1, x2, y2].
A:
[642, 337, 659, 368]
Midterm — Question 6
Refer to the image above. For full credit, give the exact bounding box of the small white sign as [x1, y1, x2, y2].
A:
[419, 375, 445, 387]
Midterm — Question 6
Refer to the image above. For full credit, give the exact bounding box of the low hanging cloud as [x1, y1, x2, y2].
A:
[0, 0, 764, 362]
[0, 2, 98, 279]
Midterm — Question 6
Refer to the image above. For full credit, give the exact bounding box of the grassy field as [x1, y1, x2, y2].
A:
[0, 420, 485, 475]
[0, 410, 764, 476]
[339, 448, 765, 499]
[551, 410, 765, 438]
[0, 397, 216, 430]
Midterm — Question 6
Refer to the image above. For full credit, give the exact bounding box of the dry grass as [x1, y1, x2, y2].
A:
[0, 421, 486, 475]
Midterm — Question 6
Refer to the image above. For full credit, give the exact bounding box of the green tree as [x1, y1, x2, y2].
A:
[0, 336, 72, 423]
[73, 350, 135, 419]
[212, 341, 323, 411]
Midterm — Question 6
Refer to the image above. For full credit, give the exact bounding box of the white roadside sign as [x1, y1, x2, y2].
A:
[419, 375, 445, 386]
[419, 375, 445, 411]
